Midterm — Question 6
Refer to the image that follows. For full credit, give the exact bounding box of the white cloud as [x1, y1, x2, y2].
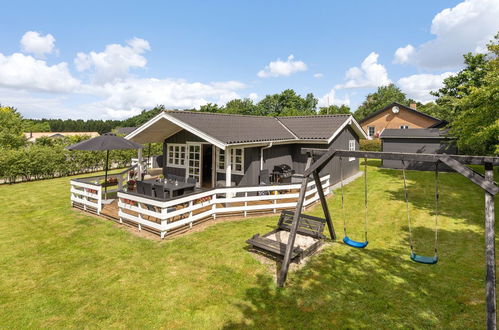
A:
[84, 78, 245, 119]
[335, 52, 391, 89]
[317, 89, 350, 108]
[393, 45, 415, 64]
[248, 92, 259, 101]
[257, 55, 307, 78]
[393, 0, 499, 69]
[0, 53, 80, 93]
[75, 37, 151, 84]
[397, 72, 454, 103]
[313, 73, 323, 78]
[20, 31, 56, 57]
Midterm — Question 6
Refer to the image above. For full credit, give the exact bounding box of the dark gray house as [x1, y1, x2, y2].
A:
[126, 111, 367, 188]
[381, 128, 457, 170]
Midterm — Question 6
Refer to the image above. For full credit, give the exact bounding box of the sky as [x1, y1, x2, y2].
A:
[0, 0, 498, 120]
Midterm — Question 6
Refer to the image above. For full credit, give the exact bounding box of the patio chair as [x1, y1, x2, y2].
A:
[258, 169, 270, 196]
[153, 183, 170, 200]
[142, 182, 154, 197]
[136, 181, 146, 195]
[186, 177, 197, 184]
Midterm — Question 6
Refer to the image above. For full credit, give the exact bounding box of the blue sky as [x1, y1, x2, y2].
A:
[0, 0, 498, 119]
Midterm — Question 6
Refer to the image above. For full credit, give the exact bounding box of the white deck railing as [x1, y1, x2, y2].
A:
[116, 175, 330, 238]
[70, 165, 137, 214]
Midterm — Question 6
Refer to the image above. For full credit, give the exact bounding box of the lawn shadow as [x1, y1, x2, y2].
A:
[224, 226, 485, 329]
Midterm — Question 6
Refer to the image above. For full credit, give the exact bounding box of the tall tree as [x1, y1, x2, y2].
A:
[318, 104, 351, 115]
[430, 52, 490, 121]
[0, 106, 27, 149]
[353, 84, 408, 120]
[224, 98, 257, 115]
[449, 34, 499, 155]
[257, 89, 318, 116]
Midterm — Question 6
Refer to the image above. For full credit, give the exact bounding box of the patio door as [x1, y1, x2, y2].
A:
[186, 143, 202, 187]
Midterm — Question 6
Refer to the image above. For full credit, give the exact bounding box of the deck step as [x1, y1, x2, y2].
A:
[247, 235, 303, 259]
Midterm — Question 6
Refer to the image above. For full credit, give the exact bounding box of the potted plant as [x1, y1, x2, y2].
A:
[127, 179, 136, 191]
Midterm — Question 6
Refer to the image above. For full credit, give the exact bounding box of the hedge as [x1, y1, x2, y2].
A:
[0, 145, 137, 183]
[359, 139, 382, 152]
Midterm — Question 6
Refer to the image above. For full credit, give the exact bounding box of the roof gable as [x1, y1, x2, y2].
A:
[358, 102, 442, 124]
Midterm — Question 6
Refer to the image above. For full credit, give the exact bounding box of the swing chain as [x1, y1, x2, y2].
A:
[364, 157, 368, 242]
[340, 156, 347, 237]
[434, 162, 439, 257]
[402, 159, 415, 252]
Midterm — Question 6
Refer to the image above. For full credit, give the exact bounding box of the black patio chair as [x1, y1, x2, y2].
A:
[153, 183, 170, 200]
[186, 177, 197, 184]
[136, 181, 146, 195]
[142, 182, 154, 197]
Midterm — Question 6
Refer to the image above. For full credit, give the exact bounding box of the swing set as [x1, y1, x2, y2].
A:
[269, 148, 498, 329]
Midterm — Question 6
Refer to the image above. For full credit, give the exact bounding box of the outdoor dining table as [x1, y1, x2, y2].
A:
[144, 179, 196, 197]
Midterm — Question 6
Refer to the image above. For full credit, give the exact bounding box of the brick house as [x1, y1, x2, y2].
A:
[359, 102, 445, 139]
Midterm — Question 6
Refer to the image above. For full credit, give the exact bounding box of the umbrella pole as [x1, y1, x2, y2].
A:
[104, 150, 109, 201]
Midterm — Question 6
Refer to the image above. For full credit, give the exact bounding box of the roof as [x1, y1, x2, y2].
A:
[115, 127, 137, 136]
[126, 110, 367, 148]
[358, 102, 443, 125]
[167, 111, 295, 144]
[380, 128, 451, 139]
[24, 132, 100, 142]
[277, 115, 352, 139]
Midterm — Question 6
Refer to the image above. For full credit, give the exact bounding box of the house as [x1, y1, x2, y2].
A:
[359, 102, 445, 139]
[380, 128, 457, 170]
[24, 131, 99, 143]
[115, 127, 137, 136]
[125, 110, 367, 188]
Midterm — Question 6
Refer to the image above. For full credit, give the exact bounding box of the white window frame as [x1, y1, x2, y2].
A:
[400, 125, 409, 129]
[368, 126, 375, 137]
[348, 139, 356, 161]
[216, 147, 244, 175]
[166, 143, 187, 168]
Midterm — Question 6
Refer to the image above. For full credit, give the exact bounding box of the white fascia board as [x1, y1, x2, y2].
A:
[161, 113, 226, 150]
[327, 115, 368, 144]
[125, 112, 227, 150]
[125, 111, 165, 140]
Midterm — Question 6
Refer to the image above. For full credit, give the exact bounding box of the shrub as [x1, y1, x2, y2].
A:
[360, 139, 381, 152]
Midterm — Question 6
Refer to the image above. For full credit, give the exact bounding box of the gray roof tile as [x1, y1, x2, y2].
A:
[166, 111, 351, 144]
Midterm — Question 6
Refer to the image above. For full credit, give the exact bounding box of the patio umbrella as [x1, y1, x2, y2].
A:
[66, 133, 143, 199]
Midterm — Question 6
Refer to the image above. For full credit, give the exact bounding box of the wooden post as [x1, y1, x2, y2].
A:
[137, 148, 143, 180]
[485, 163, 496, 330]
[313, 170, 335, 240]
[225, 148, 232, 187]
[277, 176, 309, 287]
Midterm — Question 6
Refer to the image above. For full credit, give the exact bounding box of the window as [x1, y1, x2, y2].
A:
[348, 140, 356, 161]
[167, 144, 186, 168]
[217, 148, 244, 175]
[368, 126, 375, 137]
[400, 125, 409, 129]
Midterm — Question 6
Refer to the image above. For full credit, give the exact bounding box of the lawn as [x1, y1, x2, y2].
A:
[0, 160, 496, 329]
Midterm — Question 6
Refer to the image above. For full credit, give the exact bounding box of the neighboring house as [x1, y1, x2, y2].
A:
[380, 128, 456, 170]
[359, 102, 445, 139]
[126, 111, 367, 188]
[24, 132, 100, 143]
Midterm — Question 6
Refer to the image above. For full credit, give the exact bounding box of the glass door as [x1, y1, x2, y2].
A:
[186, 143, 202, 187]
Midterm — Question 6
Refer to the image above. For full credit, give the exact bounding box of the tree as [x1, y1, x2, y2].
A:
[318, 105, 351, 115]
[353, 84, 408, 120]
[256, 89, 318, 116]
[0, 106, 26, 149]
[430, 52, 490, 121]
[199, 103, 221, 113]
[449, 34, 499, 155]
[224, 98, 257, 115]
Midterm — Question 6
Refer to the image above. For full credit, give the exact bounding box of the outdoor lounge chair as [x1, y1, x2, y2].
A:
[153, 183, 170, 200]
[136, 181, 146, 195]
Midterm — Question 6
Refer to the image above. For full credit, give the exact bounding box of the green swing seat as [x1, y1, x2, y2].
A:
[410, 253, 438, 265]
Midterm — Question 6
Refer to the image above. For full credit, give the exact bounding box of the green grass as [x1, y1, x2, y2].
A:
[0, 160, 496, 329]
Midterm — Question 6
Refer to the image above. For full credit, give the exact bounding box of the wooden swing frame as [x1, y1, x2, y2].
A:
[277, 148, 498, 330]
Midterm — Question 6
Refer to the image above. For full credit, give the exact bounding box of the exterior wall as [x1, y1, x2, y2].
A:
[161, 126, 362, 187]
[382, 138, 457, 170]
[361, 107, 440, 138]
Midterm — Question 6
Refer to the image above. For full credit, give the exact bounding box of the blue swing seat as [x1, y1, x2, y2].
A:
[411, 253, 438, 265]
[343, 236, 368, 249]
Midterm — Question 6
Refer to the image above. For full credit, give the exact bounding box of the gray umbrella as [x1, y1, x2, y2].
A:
[66, 133, 143, 198]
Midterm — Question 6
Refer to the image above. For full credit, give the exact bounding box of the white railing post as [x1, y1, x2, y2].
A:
[244, 192, 248, 217]
[212, 194, 217, 219]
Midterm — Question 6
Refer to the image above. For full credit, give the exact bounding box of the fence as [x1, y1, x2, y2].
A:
[70, 165, 137, 214]
[116, 174, 330, 238]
